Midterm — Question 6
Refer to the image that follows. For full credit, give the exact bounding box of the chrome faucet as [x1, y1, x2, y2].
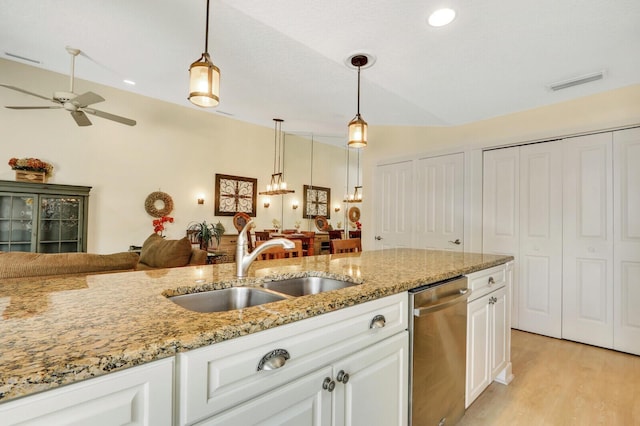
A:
[236, 219, 295, 277]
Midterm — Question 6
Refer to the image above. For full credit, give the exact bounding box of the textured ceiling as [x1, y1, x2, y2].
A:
[1, 0, 639, 145]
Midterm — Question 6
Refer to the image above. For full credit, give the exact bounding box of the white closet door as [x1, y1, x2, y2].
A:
[613, 128, 640, 355]
[415, 152, 464, 251]
[562, 133, 614, 347]
[482, 147, 520, 328]
[374, 160, 414, 249]
[518, 142, 563, 338]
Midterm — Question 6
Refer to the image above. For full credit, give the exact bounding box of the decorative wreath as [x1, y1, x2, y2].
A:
[348, 206, 361, 223]
[144, 191, 174, 218]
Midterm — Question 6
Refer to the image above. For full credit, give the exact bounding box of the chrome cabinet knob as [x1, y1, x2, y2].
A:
[323, 377, 336, 392]
[488, 276, 495, 286]
[369, 314, 386, 329]
[336, 370, 350, 384]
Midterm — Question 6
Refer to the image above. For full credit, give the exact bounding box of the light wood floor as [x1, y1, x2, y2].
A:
[458, 330, 640, 425]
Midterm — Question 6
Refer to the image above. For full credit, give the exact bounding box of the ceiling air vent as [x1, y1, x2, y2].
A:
[549, 71, 605, 91]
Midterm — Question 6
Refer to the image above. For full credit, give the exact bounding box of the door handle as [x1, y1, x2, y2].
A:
[448, 239, 461, 245]
[413, 289, 471, 317]
[375, 236, 383, 240]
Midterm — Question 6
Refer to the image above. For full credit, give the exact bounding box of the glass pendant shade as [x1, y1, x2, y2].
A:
[189, 53, 220, 107]
[348, 114, 368, 148]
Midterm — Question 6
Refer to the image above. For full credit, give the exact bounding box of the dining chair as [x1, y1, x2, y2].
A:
[330, 238, 361, 254]
[328, 230, 343, 240]
[255, 241, 285, 260]
[255, 231, 271, 242]
[301, 231, 316, 256]
[284, 239, 303, 258]
[282, 229, 297, 234]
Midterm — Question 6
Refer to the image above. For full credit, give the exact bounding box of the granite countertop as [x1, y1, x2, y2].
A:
[0, 248, 512, 403]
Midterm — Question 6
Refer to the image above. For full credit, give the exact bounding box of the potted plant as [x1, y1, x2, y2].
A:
[188, 220, 225, 250]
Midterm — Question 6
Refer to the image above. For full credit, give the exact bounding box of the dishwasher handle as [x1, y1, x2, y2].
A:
[413, 288, 470, 317]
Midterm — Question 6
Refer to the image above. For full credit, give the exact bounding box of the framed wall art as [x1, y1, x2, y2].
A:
[303, 185, 331, 219]
[215, 174, 257, 217]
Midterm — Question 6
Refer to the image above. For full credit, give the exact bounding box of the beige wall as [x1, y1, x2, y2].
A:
[0, 59, 347, 253]
[362, 84, 640, 249]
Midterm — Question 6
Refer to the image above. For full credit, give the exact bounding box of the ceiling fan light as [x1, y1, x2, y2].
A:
[348, 115, 368, 148]
[188, 54, 220, 107]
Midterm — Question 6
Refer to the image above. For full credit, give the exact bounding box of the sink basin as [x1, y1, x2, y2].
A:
[262, 277, 360, 297]
[168, 287, 287, 313]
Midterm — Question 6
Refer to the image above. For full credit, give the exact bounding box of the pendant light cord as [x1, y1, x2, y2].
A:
[356, 65, 361, 116]
[204, 0, 210, 53]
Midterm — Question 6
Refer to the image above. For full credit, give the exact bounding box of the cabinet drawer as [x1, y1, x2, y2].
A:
[465, 264, 506, 301]
[177, 293, 407, 425]
[0, 358, 174, 426]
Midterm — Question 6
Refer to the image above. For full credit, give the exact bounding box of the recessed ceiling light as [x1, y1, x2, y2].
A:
[123, 79, 136, 86]
[428, 8, 456, 27]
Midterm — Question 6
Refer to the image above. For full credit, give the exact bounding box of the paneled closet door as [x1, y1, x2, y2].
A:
[613, 127, 640, 355]
[562, 133, 614, 348]
[518, 143, 563, 338]
[374, 160, 414, 249]
[482, 147, 520, 328]
[415, 153, 464, 251]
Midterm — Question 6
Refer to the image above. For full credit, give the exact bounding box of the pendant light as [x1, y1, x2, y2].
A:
[348, 54, 368, 148]
[259, 119, 295, 196]
[343, 148, 363, 203]
[188, 0, 220, 108]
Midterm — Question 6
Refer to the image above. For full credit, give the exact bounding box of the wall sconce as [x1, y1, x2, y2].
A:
[335, 204, 341, 212]
[292, 201, 299, 210]
[197, 195, 205, 205]
[263, 197, 271, 208]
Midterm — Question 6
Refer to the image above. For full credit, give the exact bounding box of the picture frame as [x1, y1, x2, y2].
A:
[303, 184, 330, 219]
[215, 174, 257, 216]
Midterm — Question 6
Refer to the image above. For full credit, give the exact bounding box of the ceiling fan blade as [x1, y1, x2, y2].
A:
[6, 106, 63, 109]
[71, 91, 105, 108]
[83, 107, 136, 126]
[0, 84, 52, 102]
[71, 111, 92, 126]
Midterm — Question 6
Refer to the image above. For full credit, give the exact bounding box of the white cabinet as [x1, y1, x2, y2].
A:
[201, 332, 408, 426]
[465, 263, 513, 408]
[0, 357, 174, 426]
[176, 293, 408, 425]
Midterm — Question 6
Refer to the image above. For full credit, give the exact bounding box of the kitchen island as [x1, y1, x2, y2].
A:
[0, 248, 512, 410]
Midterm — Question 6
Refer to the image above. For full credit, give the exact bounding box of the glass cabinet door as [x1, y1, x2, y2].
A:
[0, 193, 35, 252]
[38, 196, 83, 253]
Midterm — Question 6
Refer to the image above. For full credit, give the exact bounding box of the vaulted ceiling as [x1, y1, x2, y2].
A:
[1, 0, 639, 143]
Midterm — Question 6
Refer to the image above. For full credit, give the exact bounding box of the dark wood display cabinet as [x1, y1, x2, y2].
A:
[0, 180, 91, 253]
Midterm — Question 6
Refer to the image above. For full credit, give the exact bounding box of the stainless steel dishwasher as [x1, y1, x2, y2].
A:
[409, 276, 470, 426]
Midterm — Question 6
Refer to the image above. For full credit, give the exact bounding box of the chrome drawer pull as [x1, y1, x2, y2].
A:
[488, 276, 495, 286]
[257, 349, 290, 371]
[370, 314, 386, 329]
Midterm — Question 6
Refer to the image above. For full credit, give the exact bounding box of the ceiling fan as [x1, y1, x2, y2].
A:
[0, 46, 136, 127]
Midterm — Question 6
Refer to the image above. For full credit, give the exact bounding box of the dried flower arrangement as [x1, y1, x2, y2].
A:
[8, 157, 54, 175]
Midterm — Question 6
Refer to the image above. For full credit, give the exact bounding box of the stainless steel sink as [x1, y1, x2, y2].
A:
[168, 287, 287, 313]
[262, 276, 360, 297]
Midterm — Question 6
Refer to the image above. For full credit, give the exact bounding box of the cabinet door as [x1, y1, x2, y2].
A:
[0, 192, 36, 252]
[465, 294, 491, 408]
[482, 147, 520, 328]
[415, 152, 465, 251]
[38, 196, 84, 253]
[197, 366, 332, 426]
[518, 142, 563, 338]
[613, 128, 640, 355]
[333, 332, 408, 426]
[562, 133, 614, 347]
[490, 286, 509, 378]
